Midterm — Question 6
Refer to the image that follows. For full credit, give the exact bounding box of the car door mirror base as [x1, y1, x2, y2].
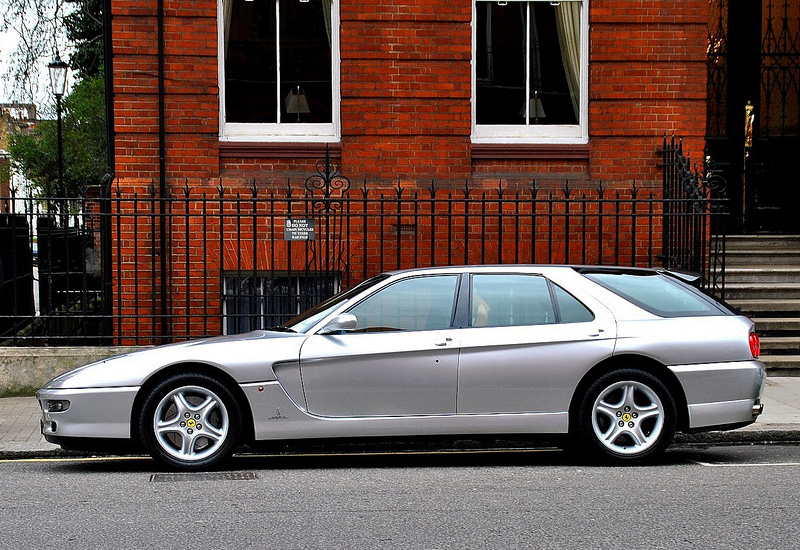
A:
[319, 313, 358, 334]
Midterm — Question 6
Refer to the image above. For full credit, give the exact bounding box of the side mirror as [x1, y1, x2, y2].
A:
[319, 313, 358, 334]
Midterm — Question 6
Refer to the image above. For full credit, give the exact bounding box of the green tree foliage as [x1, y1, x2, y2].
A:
[0, 0, 65, 103]
[5, 0, 107, 197]
[9, 74, 107, 196]
[1, 0, 103, 100]
[65, 0, 103, 79]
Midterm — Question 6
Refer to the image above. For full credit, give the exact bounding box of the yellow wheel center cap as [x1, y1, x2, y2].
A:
[622, 413, 632, 422]
[187, 419, 196, 428]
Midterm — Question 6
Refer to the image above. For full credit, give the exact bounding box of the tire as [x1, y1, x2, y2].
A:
[139, 373, 242, 470]
[575, 369, 676, 464]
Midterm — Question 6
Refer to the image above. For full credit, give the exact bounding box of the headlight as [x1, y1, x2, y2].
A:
[44, 400, 71, 413]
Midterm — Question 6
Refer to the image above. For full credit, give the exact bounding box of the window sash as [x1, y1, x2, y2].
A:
[472, 0, 588, 144]
[218, 0, 341, 142]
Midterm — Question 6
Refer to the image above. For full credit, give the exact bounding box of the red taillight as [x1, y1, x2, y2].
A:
[749, 332, 761, 358]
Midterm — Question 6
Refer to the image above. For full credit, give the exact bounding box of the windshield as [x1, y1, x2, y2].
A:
[281, 274, 390, 333]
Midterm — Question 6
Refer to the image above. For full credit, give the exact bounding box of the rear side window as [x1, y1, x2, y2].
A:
[552, 283, 595, 323]
[583, 272, 729, 317]
[470, 274, 594, 327]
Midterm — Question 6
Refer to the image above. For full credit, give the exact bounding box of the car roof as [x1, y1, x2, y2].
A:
[380, 264, 660, 277]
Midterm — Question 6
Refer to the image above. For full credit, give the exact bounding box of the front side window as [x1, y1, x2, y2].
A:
[219, 0, 339, 141]
[347, 276, 459, 332]
[473, 0, 587, 143]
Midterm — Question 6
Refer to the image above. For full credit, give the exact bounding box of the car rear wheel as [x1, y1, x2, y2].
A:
[139, 373, 242, 470]
[576, 369, 676, 463]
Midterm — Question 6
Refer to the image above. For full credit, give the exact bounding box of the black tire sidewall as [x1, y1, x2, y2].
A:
[139, 373, 242, 470]
[576, 369, 676, 464]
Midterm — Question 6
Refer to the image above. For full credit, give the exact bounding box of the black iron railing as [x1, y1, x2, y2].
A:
[660, 135, 729, 298]
[1, 150, 727, 345]
[1, 188, 108, 345]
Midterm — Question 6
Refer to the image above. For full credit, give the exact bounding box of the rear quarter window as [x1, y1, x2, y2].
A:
[583, 272, 730, 318]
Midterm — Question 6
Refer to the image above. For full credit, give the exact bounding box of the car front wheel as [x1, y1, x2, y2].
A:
[139, 374, 242, 470]
[576, 369, 676, 463]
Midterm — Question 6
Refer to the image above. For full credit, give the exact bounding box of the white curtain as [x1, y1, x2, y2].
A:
[322, 0, 332, 48]
[222, 0, 234, 60]
[555, 2, 581, 120]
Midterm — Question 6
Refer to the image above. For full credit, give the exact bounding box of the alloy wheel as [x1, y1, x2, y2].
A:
[590, 379, 665, 455]
[152, 385, 230, 463]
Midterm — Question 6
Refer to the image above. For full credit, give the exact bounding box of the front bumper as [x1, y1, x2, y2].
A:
[669, 360, 766, 430]
[36, 386, 139, 440]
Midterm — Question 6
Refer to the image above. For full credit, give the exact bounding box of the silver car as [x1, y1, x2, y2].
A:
[37, 265, 765, 469]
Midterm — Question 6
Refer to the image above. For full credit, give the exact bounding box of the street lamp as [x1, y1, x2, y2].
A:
[48, 55, 69, 225]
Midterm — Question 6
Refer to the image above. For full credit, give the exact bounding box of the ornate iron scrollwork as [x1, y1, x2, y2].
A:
[304, 146, 351, 213]
[302, 146, 351, 291]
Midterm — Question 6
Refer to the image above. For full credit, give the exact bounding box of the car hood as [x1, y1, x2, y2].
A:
[41, 330, 306, 390]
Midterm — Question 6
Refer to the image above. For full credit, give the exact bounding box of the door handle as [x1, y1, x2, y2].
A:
[434, 337, 454, 347]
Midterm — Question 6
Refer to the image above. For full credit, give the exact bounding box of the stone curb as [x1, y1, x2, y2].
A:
[2, 429, 799, 461]
[674, 427, 800, 446]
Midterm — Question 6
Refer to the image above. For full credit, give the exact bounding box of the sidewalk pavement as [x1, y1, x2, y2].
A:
[1, 377, 799, 459]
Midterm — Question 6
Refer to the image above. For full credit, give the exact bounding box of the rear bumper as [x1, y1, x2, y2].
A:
[669, 360, 766, 430]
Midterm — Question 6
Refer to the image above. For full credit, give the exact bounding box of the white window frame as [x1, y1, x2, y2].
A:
[218, 0, 341, 142]
[471, 0, 589, 144]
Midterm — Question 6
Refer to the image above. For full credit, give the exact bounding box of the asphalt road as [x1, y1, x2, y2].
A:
[1, 444, 798, 549]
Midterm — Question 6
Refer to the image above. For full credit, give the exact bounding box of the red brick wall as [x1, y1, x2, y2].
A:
[112, 0, 219, 181]
[108, 0, 706, 341]
[340, 0, 472, 179]
[588, 0, 708, 184]
[112, 0, 707, 188]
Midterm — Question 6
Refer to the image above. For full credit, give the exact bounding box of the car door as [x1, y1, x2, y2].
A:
[299, 274, 461, 417]
[457, 272, 616, 415]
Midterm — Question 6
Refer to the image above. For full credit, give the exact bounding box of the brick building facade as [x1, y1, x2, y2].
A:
[107, 0, 709, 341]
[111, 0, 706, 185]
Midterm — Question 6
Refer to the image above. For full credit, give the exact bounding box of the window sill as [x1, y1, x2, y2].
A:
[219, 142, 342, 159]
[471, 143, 590, 160]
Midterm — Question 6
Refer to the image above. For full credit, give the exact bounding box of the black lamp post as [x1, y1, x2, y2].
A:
[48, 55, 69, 225]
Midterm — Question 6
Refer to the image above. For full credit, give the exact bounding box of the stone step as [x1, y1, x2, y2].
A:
[723, 250, 800, 266]
[760, 336, 800, 353]
[761, 355, 800, 373]
[718, 235, 800, 375]
[728, 299, 800, 315]
[723, 283, 800, 301]
[721, 267, 800, 284]
[722, 235, 800, 251]
[753, 318, 800, 332]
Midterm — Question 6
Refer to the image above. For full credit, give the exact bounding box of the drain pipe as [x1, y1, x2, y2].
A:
[102, 0, 115, 173]
[157, 0, 169, 342]
[101, 0, 115, 336]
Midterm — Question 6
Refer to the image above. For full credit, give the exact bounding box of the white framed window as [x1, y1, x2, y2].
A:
[218, 0, 341, 142]
[472, 0, 588, 144]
